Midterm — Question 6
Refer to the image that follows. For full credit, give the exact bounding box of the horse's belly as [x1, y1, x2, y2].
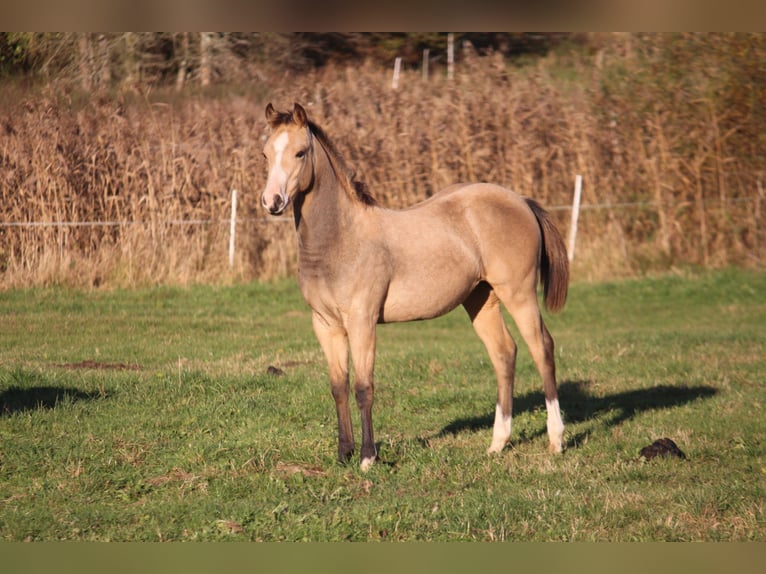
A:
[379, 273, 477, 323]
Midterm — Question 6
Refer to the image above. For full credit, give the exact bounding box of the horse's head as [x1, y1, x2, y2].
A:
[261, 102, 314, 215]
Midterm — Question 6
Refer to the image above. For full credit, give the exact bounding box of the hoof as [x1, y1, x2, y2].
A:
[486, 441, 507, 454]
[548, 442, 563, 454]
[360, 456, 376, 472]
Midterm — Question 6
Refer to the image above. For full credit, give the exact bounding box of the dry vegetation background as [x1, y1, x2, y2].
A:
[0, 33, 764, 289]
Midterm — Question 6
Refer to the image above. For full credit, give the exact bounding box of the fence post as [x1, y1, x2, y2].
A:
[229, 189, 237, 268]
[447, 33, 454, 81]
[422, 48, 429, 81]
[568, 175, 583, 262]
[756, 176, 763, 254]
[391, 57, 402, 90]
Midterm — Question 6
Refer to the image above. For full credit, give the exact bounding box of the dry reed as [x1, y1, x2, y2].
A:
[1, 38, 763, 289]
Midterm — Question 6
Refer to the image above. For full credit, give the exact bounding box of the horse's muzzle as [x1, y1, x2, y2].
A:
[262, 192, 289, 215]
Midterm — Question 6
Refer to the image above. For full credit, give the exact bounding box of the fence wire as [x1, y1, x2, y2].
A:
[1, 196, 759, 229]
[1, 194, 760, 270]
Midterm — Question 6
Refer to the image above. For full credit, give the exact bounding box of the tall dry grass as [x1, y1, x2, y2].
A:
[0, 88, 293, 288]
[1, 35, 763, 289]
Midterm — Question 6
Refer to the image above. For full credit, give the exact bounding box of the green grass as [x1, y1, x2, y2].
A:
[0, 269, 764, 541]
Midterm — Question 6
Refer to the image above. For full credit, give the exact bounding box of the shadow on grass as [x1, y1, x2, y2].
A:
[438, 380, 718, 448]
[0, 385, 108, 416]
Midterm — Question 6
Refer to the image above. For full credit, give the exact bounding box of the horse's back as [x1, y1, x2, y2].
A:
[404, 182, 540, 252]
[406, 182, 533, 216]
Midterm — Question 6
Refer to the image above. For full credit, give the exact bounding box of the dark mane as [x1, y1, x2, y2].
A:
[306, 120, 377, 207]
[268, 107, 377, 206]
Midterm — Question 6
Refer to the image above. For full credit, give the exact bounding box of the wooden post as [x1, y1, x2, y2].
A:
[755, 176, 763, 254]
[200, 32, 212, 87]
[175, 32, 189, 92]
[229, 189, 237, 268]
[568, 175, 583, 262]
[447, 33, 454, 81]
[391, 57, 402, 90]
[422, 48, 429, 81]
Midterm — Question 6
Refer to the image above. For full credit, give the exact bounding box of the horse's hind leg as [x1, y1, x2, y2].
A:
[497, 285, 564, 453]
[463, 282, 518, 453]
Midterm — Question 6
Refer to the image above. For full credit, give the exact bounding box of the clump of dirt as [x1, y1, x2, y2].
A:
[266, 365, 285, 377]
[639, 437, 687, 460]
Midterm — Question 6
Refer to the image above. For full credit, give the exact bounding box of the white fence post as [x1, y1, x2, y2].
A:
[228, 188, 237, 268]
[447, 33, 454, 81]
[568, 174, 583, 262]
[392, 57, 402, 90]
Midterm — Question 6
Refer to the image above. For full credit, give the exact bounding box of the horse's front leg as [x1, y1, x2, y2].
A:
[347, 315, 378, 471]
[312, 313, 354, 463]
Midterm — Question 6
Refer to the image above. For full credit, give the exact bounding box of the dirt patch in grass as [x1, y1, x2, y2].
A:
[53, 360, 142, 371]
[274, 461, 328, 478]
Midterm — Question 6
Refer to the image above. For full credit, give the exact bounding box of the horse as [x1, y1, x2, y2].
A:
[261, 102, 569, 471]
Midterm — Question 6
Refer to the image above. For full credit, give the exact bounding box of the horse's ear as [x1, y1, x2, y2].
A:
[265, 102, 278, 125]
[292, 103, 308, 127]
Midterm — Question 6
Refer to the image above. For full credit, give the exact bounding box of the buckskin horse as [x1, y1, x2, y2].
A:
[261, 103, 569, 470]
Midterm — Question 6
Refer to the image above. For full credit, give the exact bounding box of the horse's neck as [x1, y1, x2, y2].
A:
[294, 148, 360, 265]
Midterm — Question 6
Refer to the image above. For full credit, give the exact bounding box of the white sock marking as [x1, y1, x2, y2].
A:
[488, 403, 512, 453]
[546, 398, 564, 452]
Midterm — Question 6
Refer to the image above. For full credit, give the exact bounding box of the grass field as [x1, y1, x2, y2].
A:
[0, 268, 764, 541]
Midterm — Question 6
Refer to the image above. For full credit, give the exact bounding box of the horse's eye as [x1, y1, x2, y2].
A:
[296, 150, 306, 159]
